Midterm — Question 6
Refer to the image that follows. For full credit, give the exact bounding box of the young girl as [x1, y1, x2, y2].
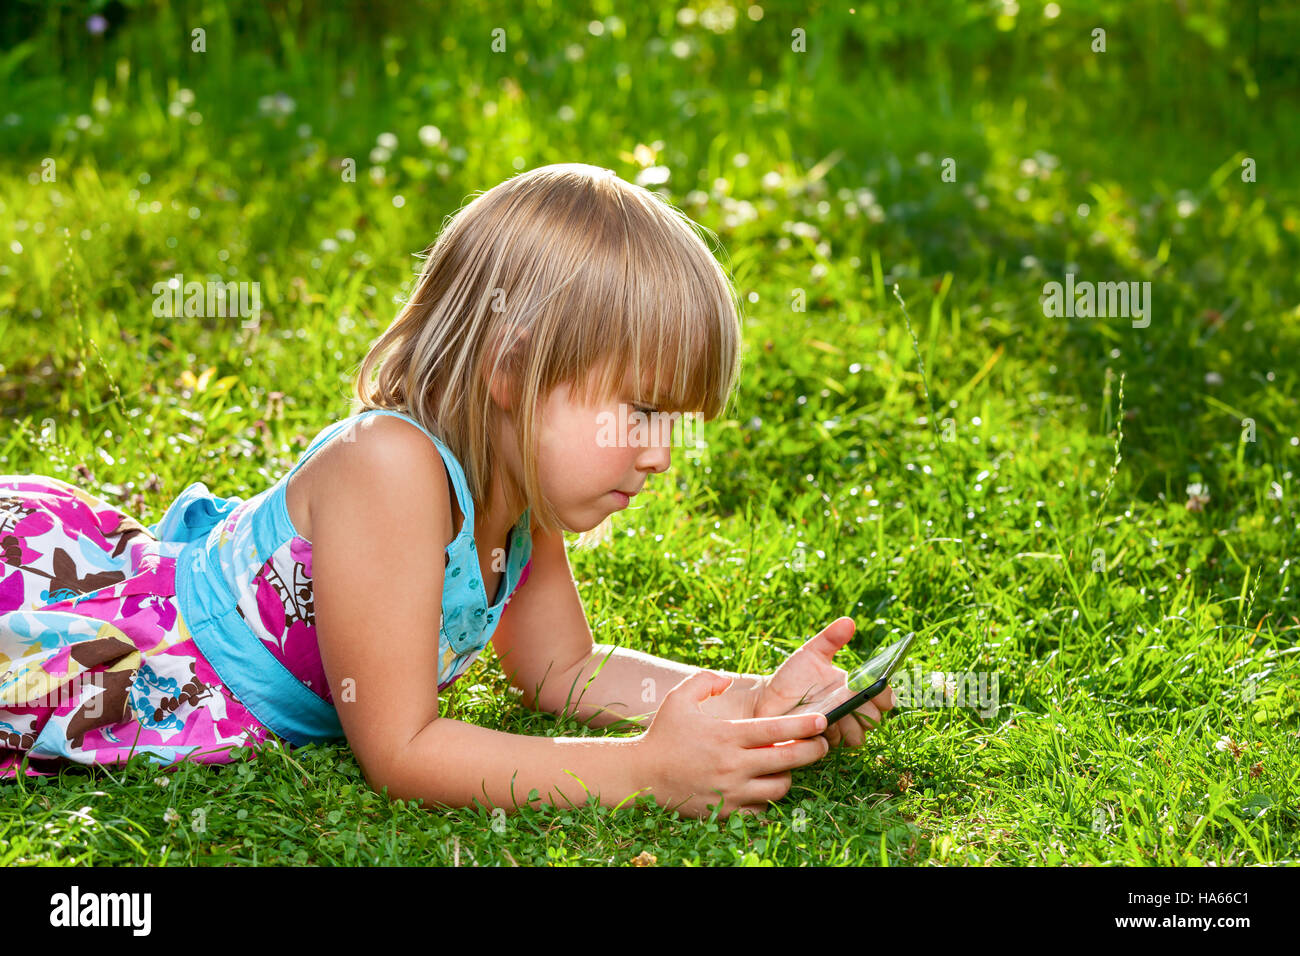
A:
[0, 163, 893, 819]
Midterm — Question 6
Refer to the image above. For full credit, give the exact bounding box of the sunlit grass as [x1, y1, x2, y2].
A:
[1, 0, 1297, 865]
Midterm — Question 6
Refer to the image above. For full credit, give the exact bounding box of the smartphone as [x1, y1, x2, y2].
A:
[788, 631, 916, 726]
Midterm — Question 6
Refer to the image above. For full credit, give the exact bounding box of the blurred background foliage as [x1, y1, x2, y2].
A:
[0, 0, 1297, 865]
[1, 0, 1298, 626]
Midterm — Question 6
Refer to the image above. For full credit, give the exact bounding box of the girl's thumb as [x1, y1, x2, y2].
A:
[687, 669, 733, 701]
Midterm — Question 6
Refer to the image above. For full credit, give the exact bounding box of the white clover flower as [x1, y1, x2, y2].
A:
[635, 166, 670, 187]
[1186, 483, 1211, 512]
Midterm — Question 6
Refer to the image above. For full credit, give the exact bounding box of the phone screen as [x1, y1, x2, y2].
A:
[786, 631, 915, 722]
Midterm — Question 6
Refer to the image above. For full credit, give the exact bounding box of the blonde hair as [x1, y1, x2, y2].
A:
[349, 163, 744, 548]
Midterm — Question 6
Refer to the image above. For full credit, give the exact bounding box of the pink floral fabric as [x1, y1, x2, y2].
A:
[0, 471, 534, 780]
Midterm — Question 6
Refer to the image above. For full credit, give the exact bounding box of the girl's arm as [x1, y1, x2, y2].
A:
[390, 715, 648, 812]
[311, 417, 655, 811]
[547, 645, 766, 729]
[491, 524, 766, 729]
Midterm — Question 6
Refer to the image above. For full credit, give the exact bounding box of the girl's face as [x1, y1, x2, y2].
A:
[534, 367, 677, 533]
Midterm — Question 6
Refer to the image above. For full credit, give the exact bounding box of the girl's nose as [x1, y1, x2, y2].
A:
[638, 440, 672, 475]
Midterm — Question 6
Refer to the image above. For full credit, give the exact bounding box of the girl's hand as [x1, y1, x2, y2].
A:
[638, 671, 831, 819]
[752, 617, 896, 749]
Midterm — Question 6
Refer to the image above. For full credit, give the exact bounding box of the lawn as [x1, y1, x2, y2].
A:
[1, 0, 1297, 865]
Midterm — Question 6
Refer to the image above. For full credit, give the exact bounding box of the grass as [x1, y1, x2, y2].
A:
[1, 0, 1298, 865]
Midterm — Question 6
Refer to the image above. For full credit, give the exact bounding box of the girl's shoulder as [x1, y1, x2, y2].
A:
[289, 413, 454, 545]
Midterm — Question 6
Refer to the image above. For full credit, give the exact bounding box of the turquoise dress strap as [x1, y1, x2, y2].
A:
[147, 481, 241, 543]
[274, 409, 476, 533]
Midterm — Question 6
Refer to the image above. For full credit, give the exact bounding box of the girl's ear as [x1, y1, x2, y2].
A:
[485, 326, 528, 411]
[488, 367, 516, 411]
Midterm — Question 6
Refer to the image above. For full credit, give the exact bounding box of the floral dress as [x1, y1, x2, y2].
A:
[0, 408, 533, 778]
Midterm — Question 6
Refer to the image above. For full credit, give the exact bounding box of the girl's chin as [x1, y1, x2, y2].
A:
[557, 504, 614, 534]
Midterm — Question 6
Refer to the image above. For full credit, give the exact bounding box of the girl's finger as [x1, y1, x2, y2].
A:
[851, 713, 870, 747]
[851, 704, 881, 730]
[838, 718, 865, 749]
[805, 617, 856, 664]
